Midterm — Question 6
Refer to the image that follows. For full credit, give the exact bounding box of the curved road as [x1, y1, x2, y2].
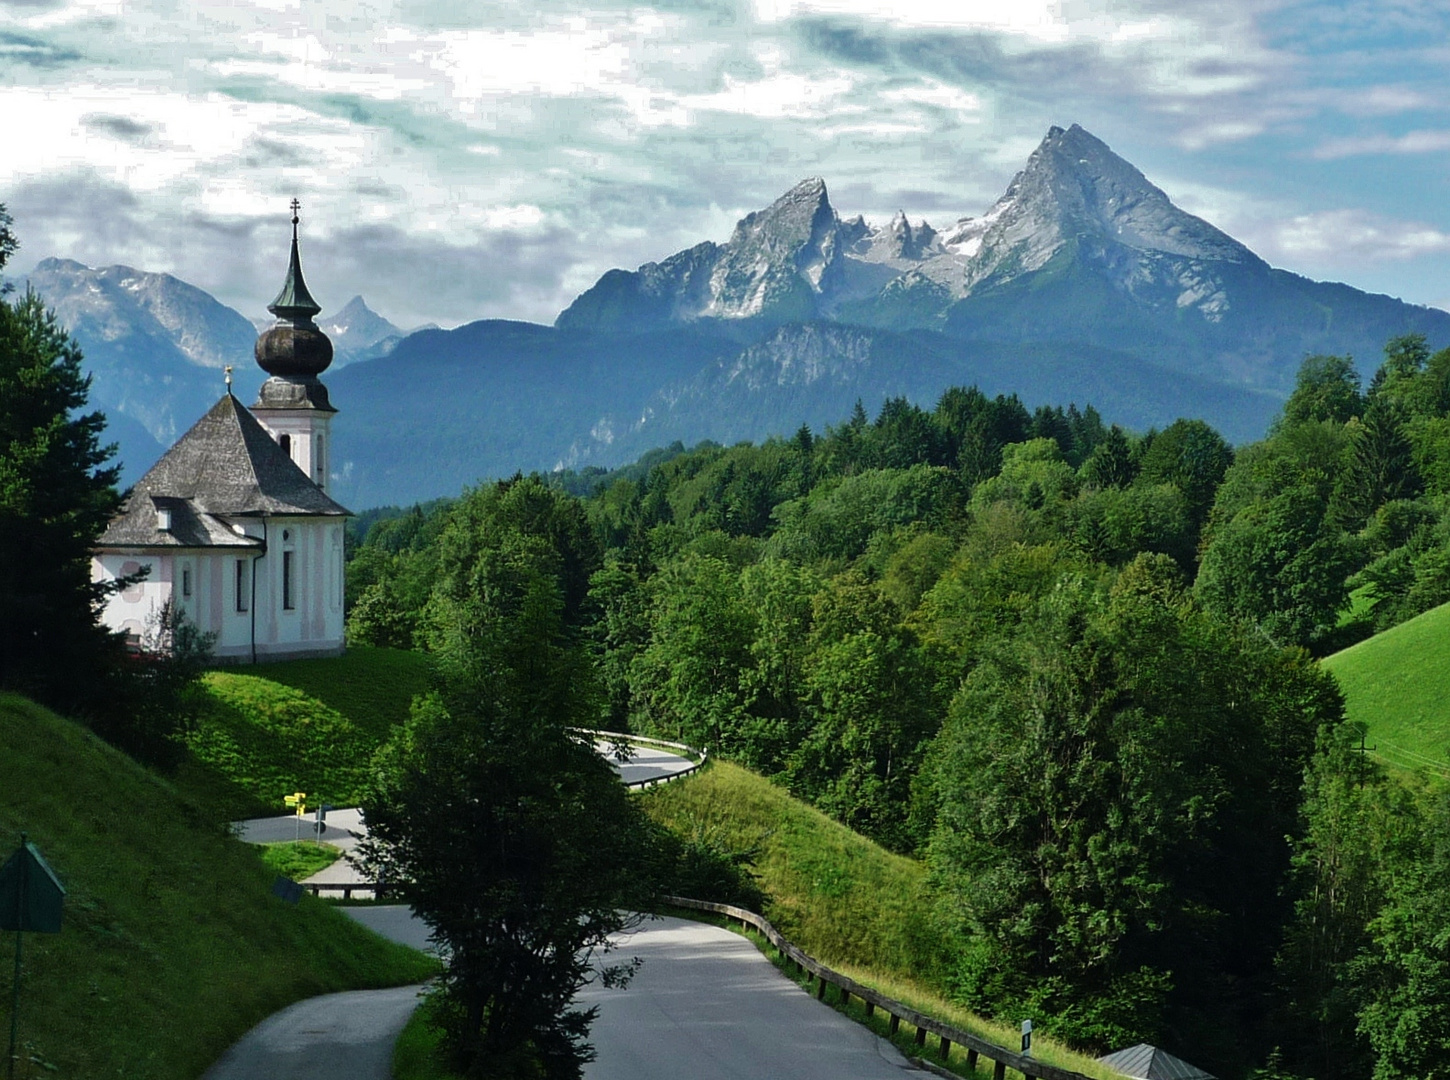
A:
[205, 909, 923, 1079]
[218, 742, 927, 1077]
[581, 916, 922, 1079]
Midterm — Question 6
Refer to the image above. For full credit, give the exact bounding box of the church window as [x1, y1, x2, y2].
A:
[283, 550, 295, 610]
[279, 433, 292, 457]
[235, 559, 249, 612]
[182, 567, 192, 599]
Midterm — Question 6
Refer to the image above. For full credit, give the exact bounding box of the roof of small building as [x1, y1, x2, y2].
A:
[1098, 1044, 1216, 1080]
[98, 393, 348, 549]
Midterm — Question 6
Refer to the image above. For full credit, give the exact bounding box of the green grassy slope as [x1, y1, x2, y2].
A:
[0, 693, 438, 1078]
[639, 761, 1118, 1080]
[240, 646, 434, 742]
[640, 760, 940, 983]
[1324, 599, 1450, 776]
[186, 647, 433, 816]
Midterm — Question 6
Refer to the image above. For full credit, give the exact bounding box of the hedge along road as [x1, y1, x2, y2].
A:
[215, 741, 926, 1078]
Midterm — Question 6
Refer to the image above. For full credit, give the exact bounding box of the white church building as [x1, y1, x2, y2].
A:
[92, 207, 350, 662]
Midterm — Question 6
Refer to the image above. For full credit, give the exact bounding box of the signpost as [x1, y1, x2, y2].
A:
[0, 834, 65, 1080]
[1021, 1019, 1033, 1057]
[284, 792, 307, 844]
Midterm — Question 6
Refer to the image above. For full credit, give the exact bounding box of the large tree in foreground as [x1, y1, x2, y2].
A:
[360, 505, 652, 1079]
[0, 205, 123, 710]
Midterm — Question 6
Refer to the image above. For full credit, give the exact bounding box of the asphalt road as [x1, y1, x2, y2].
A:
[199, 984, 425, 1080]
[601, 741, 698, 786]
[580, 916, 922, 1080]
[201, 909, 923, 1079]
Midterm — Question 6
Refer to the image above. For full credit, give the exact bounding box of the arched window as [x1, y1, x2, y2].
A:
[281, 529, 296, 611]
[279, 433, 292, 458]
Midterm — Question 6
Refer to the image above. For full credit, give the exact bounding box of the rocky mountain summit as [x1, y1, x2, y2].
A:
[559, 124, 1448, 397]
[319, 295, 411, 367]
[557, 176, 941, 333]
[875, 123, 1261, 322]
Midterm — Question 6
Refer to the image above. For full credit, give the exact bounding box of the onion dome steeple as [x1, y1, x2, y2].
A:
[254, 199, 335, 411]
[268, 202, 323, 321]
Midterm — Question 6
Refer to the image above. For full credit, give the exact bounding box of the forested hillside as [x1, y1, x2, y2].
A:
[347, 332, 1450, 1080]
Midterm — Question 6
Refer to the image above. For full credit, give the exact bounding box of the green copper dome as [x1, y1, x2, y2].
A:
[256, 201, 333, 379]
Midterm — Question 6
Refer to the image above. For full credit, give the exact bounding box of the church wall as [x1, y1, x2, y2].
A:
[245, 516, 345, 661]
[91, 511, 344, 662]
[92, 553, 172, 646]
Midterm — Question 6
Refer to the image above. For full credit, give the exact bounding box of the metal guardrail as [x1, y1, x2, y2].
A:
[594, 730, 708, 790]
[301, 881, 394, 900]
[664, 896, 1095, 1080]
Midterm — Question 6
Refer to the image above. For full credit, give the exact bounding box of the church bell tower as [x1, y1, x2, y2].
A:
[251, 199, 337, 492]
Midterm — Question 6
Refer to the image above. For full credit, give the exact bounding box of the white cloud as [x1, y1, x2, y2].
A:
[754, 0, 1075, 40]
[3, 0, 1449, 324]
[1313, 129, 1450, 159]
[1266, 209, 1450, 262]
[880, 79, 982, 114]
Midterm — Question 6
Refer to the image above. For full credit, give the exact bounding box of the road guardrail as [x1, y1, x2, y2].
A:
[663, 895, 1095, 1080]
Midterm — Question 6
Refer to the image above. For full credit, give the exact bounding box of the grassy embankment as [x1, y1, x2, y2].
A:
[1324, 599, 1450, 777]
[638, 760, 1119, 1080]
[176, 645, 434, 818]
[0, 692, 438, 1079]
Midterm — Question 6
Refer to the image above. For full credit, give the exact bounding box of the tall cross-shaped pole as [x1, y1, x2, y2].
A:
[290, 197, 301, 241]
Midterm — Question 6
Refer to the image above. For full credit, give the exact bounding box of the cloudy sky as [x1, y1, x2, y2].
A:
[2, 0, 1448, 329]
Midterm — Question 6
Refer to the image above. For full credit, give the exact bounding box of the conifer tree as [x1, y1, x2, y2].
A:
[0, 206, 124, 709]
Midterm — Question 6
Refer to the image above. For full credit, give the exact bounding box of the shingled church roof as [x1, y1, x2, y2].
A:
[1098, 1044, 1216, 1080]
[98, 393, 348, 549]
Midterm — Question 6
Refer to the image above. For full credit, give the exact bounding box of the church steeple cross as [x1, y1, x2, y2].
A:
[290, 198, 301, 240]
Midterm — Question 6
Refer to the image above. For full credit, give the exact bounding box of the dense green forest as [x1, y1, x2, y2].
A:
[347, 335, 1450, 1080]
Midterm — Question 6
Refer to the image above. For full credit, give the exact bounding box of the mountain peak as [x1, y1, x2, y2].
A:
[320, 295, 402, 359]
[998, 123, 1258, 266]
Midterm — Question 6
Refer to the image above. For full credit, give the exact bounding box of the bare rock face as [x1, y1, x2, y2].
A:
[319, 295, 405, 366]
[557, 178, 943, 332]
[880, 124, 1265, 327]
[559, 123, 1270, 336]
[23, 259, 261, 469]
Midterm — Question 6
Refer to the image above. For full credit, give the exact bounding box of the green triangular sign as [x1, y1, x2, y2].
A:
[0, 840, 65, 934]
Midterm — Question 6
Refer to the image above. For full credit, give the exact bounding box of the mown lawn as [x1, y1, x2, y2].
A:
[0, 693, 438, 1079]
[1323, 599, 1450, 777]
[186, 646, 434, 815]
[258, 840, 343, 880]
[243, 646, 434, 742]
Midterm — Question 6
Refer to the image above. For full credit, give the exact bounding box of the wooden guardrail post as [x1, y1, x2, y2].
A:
[940, 1035, 951, 1060]
[967, 1048, 979, 1070]
[889, 1014, 900, 1035]
[915, 1025, 927, 1047]
[993, 1060, 1007, 1080]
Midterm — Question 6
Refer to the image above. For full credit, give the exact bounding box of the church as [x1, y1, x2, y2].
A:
[91, 205, 349, 662]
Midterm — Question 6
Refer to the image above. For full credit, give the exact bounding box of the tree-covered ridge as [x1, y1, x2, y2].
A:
[346, 335, 1450, 1080]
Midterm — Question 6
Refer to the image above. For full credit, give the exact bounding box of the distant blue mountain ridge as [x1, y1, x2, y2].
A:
[22, 124, 1450, 507]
